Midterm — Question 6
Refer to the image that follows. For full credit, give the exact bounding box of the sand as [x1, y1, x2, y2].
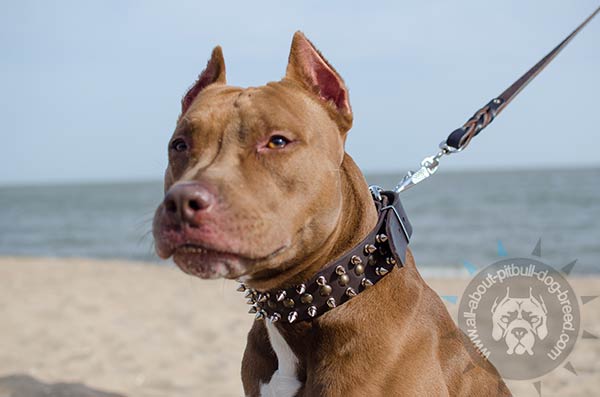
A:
[0, 257, 598, 397]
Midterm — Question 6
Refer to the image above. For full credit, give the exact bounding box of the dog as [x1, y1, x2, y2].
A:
[152, 31, 511, 396]
[491, 287, 548, 356]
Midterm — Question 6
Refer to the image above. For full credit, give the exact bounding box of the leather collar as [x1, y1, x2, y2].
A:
[238, 191, 412, 323]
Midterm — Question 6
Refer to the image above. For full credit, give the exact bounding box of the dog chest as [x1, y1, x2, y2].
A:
[258, 321, 302, 397]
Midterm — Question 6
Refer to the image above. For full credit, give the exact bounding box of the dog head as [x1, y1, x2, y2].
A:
[152, 32, 369, 287]
[491, 287, 548, 355]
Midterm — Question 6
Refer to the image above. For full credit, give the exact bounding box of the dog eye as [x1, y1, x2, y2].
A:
[266, 135, 290, 149]
[530, 316, 539, 324]
[170, 138, 188, 153]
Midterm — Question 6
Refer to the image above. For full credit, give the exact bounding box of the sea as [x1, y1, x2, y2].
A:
[1, 169, 599, 276]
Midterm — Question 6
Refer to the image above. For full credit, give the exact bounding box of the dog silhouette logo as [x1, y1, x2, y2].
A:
[490, 287, 548, 355]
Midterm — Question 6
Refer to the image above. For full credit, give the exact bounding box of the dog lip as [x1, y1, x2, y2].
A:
[171, 243, 289, 280]
[169, 241, 288, 263]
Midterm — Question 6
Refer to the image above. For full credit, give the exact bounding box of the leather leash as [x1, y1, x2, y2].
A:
[386, 6, 600, 195]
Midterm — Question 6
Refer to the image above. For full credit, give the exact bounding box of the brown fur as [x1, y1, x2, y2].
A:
[153, 31, 511, 396]
[243, 254, 511, 396]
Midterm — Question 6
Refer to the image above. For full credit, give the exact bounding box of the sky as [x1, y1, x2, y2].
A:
[1, 0, 599, 185]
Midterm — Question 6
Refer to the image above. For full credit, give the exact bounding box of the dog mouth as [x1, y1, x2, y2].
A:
[170, 242, 288, 280]
[152, 205, 291, 280]
[172, 243, 245, 279]
[176, 244, 212, 255]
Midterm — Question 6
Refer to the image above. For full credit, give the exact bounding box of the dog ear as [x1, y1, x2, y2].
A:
[181, 46, 227, 115]
[491, 296, 500, 314]
[285, 31, 353, 132]
[492, 287, 510, 313]
[534, 294, 548, 314]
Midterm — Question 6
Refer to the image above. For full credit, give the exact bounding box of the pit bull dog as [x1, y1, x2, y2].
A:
[491, 287, 548, 356]
[153, 31, 511, 396]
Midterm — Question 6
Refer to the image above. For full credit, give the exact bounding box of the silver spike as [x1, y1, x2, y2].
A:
[350, 255, 363, 265]
[326, 297, 336, 308]
[362, 278, 373, 288]
[269, 312, 281, 323]
[248, 306, 258, 314]
[246, 298, 255, 305]
[288, 311, 298, 323]
[364, 244, 377, 255]
[257, 293, 268, 303]
[386, 257, 397, 266]
[307, 306, 317, 317]
[276, 290, 286, 302]
[244, 290, 254, 299]
[296, 284, 306, 294]
[255, 310, 266, 320]
[376, 234, 388, 244]
[236, 283, 247, 292]
[376, 267, 389, 276]
[335, 265, 346, 275]
[316, 276, 327, 286]
[346, 287, 357, 297]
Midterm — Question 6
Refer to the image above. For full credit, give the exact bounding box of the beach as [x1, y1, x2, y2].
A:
[1, 256, 598, 397]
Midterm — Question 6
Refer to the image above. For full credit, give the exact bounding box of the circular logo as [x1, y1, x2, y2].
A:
[457, 258, 580, 380]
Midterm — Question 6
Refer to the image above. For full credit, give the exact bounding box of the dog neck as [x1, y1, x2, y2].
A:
[239, 151, 416, 325]
[244, 154, 378, 292]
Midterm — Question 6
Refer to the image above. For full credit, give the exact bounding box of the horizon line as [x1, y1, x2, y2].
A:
[1, 163, 599, 189]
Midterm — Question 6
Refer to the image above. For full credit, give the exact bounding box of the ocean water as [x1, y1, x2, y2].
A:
[1, 169, 599, 275]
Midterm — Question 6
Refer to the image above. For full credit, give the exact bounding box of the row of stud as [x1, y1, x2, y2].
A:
[237, 233, 393, 322]
[247, 276, 377, 323]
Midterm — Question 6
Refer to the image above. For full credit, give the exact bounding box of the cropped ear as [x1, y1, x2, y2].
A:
[285, 31, 352, 132]
[181, 46, 226, 115]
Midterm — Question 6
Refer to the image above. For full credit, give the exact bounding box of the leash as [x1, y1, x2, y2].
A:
[371, 6, 599, 198]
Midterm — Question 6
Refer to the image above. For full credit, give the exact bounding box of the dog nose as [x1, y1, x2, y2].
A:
[163, 182, 215, 224]
[511, 327, 527, 339]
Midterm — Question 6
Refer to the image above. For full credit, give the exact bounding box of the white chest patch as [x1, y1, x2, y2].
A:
[259, 321, 302, 397]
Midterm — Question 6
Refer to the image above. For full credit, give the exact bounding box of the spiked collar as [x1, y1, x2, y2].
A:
[237, 191, 412, 324]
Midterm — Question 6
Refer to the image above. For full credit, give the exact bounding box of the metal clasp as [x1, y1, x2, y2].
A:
[394, 142, 458, 194]
[369, 185, 384, 201]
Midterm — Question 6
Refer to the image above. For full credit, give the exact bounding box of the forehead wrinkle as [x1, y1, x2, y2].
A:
[236, 85, 308, 145]
[233, 91, 249, 141]
[180, 90, 241, 181]
[233, 88, 268, 143]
